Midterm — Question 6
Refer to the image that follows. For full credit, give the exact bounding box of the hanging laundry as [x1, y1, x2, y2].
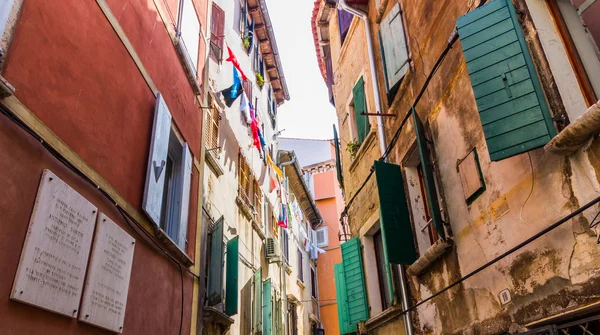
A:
[220, 68, 243, 107]
[257, 128, 267, 147]
[278, 203, 288, 228]
[225, 45, 248, 81]
[267, 154, 283, 180]
[269, 168, 279, 192]
[240, 93, 252, 124]
[250, 118, 262, 152]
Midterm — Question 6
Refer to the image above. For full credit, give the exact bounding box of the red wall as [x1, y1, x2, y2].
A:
[0, 0, 206, 333]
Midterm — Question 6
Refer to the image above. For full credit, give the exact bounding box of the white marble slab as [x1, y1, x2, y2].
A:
[11, 169, 98, 317]
[79, 213, 135, 333]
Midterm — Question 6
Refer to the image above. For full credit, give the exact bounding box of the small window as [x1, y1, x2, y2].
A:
[177, 0, 201, 74]
[238, 153, 252, 204]
[281, 228, 289, 263]
[204, 95, 220, 150]
[297, 248, 304, 282]
[315, 227, 329, 248]
[373, 230, 393, 310]
[143, 94, 193, 250]
[210, 3, 225, 63]
[310, 268, 317, 299]
[349, 76, 370, 146]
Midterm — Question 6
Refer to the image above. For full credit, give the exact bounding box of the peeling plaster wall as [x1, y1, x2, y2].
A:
[328, 0, 600, 334]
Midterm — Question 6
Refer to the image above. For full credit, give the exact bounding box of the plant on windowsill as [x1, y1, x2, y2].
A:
[346, 140, 360, 159]
[256, 73, 264, 88]
[242, 35, 252, 51]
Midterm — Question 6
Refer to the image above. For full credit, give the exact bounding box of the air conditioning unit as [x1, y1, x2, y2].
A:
[265, 237, 281, 263]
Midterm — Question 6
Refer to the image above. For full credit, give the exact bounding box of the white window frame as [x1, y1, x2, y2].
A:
[176, 0, 201, 76]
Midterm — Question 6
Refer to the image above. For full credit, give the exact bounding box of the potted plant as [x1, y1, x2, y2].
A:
[243, 35, 251, 51]
[256, 73, 264, 88]
[346, 140, 360, 159]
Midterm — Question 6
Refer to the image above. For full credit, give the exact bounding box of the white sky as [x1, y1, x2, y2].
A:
[266, 0, 338, 140]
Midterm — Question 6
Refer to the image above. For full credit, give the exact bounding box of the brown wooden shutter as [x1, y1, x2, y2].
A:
[210, 4, 225, 62]
[253, 180, 262, 223]
[239, 153, 251, 203]
[243, 79, 253, 102]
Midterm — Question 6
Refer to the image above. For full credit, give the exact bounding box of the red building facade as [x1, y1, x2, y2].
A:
[0, 0, 210, 334]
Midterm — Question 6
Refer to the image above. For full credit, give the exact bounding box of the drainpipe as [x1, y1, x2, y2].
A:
[336, 2, 413, 335]
[338, 0, 387, 157]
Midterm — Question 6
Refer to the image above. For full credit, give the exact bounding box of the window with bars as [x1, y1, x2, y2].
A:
[204, 95, 220, 150]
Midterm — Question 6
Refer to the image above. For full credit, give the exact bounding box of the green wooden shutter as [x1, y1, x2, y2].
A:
[333, 125, 344, 189]
[352, 77, 370, 144]
[340, 238, 369, 332]
[374, 161, 418, 265]
[334, 262, 353, 334]
[275, 297, 282, 335]
[207, 216, 225, 306]
[413, 110, 445, 239]
[456, 0, 556, 161]
[263, 279, 272, 335]
[225, 237, 239, 316]
[253, 268, 263, 332]
[380, 3, 409, 90]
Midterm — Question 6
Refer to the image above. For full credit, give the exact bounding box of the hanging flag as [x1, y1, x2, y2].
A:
[225, 46, 248, 81]
[278, 203, 288, 228]
[240, 93, 252, 123]
[250, 118, 262, 152]
[221, 68, 243, 107]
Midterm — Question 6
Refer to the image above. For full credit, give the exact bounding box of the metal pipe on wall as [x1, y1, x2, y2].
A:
[336, 1, 413, 335]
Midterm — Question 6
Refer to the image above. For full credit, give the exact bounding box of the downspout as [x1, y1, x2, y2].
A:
[338, 0, 387, 157]
[336, 2, 413, 335]
[278, 155, 294, 335]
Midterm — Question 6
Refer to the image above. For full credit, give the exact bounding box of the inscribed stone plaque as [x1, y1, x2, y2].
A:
[11, 169, 98, 317]
[79, 213, 135, 333]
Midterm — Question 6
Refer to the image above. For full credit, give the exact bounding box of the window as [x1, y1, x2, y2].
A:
[310, 267, 317, 299]
[315, 227, 329, 248]
[288, 303, 298, 335]
[350, 76, 370, 145]
[243, 79, 253, 102]
[177, 0, 200, 74]
[456, 0, 557, 161]
[143, 93, 193, 251]
[268, 87, 277, 129]
[281, 228, 289, 263]
[204, 94, 220, 150]
[548, 0, 600, 106]
[253, 180, 263, 223]
[238, 153, 252, 204]
[210, 3, 225, 63]
[373, 230, 393, 310]
[378, 3, 410, 100]
[402, 112, 445, 254]
[207, 216, 225, 306]
[338, 9, 353, 45]
[297, 248, 304, 282]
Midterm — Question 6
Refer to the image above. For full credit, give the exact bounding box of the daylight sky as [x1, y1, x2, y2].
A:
[266, 0, 338, 140]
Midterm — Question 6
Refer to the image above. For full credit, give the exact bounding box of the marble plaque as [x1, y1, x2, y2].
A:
[11, 169, 98, 317]
[79, 213, 135, 333]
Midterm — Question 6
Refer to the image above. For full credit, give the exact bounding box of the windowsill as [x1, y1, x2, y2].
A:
[364, 305, 404, 332]
[154, 226, 194, 267]
[297, 279, 305, 289]
[349, 130, 377, 172]
[204, 149, 224, 177]
[406, 238, 453, 276]
[235, 195, 253, 221]
[546, 100, 600, 155]
[173, 37, 202, 96]
[203, 306, 234, 327]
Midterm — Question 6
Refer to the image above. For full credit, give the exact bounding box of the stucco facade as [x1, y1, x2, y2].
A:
[313, 0, 600, 334]
[0, 0, 210, 334]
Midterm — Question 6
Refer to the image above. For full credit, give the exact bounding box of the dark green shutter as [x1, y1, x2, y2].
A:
[253, 268, 263, 332]
[335, 262, 353, 334]
[456, 0, 556, 161]
[207, 216, 225, 306]
[413, 110, 445, 239]
[340, 238, 369, 332]
[225, 237, 239, 316]
[263, 279, 272, 335]
[333, 125, 344, 189]
[374, 161, 418, 266]
[352, 77, 370, 144]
